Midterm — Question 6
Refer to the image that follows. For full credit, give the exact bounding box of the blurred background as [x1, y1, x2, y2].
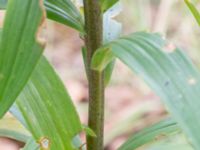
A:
[0, 0, 200, 149]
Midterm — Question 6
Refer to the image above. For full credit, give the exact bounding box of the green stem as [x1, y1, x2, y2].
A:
[83, 0, 104, 150]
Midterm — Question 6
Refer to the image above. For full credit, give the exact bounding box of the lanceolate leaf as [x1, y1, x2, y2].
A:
[14, 56, 82, 150]
[185, 0, 200, 26]
[118, 118, 180, 150]
[44, 0, 84, 33]
[0, 0, 45, 117]
[100, 0, 119, 12]
[92, 32, 200, 149]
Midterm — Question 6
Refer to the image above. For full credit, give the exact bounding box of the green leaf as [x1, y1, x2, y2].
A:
[92, 47, 115, 71]
[147, 134, 193, 150]
[44, 0, 84, 33]
[0, 0, 7, 9]
[81, 47, 89, 79]
[104, 60, 115, 85]
[100, 0, 119, 12]
[0, 0, 45, 117]
[185, 0, 200, 26]
[0, 116, 30, 143]
[22, 138, 39, 150]
[92, 32, 200, 149]
[0, 0, 85, 32]
[118, 118, 180, 150]
[14, 56, 82, 150]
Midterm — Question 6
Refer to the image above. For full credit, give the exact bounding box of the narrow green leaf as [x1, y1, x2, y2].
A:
[104, 60, 115, 85]
[185, 0, 200, 26]
[147, 134, 193, 150]
[14, 56, 82, 150]
[92, 32, 200, 149]
[118, 118, 180, 150]
[0, 116, 30, 143]
[100, 0, 119, 12]
[82, 47, 89, 79]
[44, 0, 84, 33]
[0, 0, 45, 117]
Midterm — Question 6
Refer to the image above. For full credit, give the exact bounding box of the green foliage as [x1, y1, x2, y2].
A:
[185, 0, 200, 26]
[100, 0, 119, 12]
[92, 32, 200, 149]
[146, 135, 193, 150]
[0, 0, 83, 149]
[0, 0, 84, 32]
[22, 138, 39, 150]
[118, 118, 180, 150]
[14, 57, 82, 150]
[0, 116, 40, 149]
[0, 117, 30, 143]
[0, 0, 200, 149]
[0, 0, 44, 118]
[44, 0, 84, 33]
